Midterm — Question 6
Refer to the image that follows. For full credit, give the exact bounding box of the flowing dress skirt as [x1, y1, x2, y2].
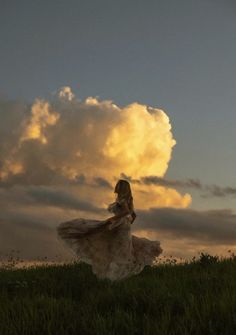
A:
[57, 215, 162, 280]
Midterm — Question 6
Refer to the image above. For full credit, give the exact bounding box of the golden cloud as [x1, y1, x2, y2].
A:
[0, 88, 191, 209]
[20, 99, 59, 144]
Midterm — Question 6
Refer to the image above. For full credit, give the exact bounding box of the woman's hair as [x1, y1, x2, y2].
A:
[114, 179, 134, 212]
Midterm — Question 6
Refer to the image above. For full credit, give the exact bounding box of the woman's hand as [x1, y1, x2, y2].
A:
[105, 217, 117, 225]
[105, 217, 118, 230]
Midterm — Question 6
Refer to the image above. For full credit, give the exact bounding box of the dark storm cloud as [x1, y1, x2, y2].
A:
[120, 172, 203, 189]
[0, 215, 70, 261]
[1, 188, 236, 261]
[203, 185, 236, 198]
[120, 173, 236, 199]
[71, 175, 113, 189]
[133, 207, 236, 244]
[93, 177, 113, 189]
[140, 176, 202, 189]
[0, 195, 104, 262]
[0, 205, 59, 260]
[0, 185, 104, 214]
[26, 186, 105, 214]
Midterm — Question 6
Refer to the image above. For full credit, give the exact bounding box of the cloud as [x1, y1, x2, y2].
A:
[20, 99, 59, 144]
[132, 207, 236, 258]
[93, 177, 113, 189]
[58, 86, 75, 101]
[0, 87, 190, 209]
[0, 213, 73, 262]
[134, 207, 236, 243]
[139, 176, 202, 189]
[121, 173, 236, 199]
[1, 87, 234, 262]
[26, 186, 105, 214]
[0, 200, 235, 261]
[203, 185, 236, 198]
[0, 187, 104, 261]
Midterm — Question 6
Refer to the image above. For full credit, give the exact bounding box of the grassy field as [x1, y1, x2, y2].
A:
[0, 253, 236, 335]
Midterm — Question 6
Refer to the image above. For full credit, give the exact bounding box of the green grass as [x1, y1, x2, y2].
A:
[0, 254, 236, 335]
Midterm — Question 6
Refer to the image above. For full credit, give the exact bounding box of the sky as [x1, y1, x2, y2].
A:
[0, 0, 236, 262]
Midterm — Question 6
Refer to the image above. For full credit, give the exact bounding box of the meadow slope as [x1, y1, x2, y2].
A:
[0, 254, 236, 335]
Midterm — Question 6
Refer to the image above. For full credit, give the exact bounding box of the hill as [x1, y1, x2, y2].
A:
[0, 253, 236, 335]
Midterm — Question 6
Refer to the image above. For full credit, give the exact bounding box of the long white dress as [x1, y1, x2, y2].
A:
[57, 198, 162, 280]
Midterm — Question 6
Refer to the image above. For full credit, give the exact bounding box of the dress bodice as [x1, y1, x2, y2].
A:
[107, 199, 133, 222]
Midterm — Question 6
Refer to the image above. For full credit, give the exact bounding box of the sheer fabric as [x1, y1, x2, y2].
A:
[57, 199, 162, 280]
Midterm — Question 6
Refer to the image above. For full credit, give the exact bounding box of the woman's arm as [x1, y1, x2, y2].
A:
[105, 200, 130, 224]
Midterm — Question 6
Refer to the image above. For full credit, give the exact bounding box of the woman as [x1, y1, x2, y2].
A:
[57, 179, 162, 280]
[105, 179, 136, 228]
